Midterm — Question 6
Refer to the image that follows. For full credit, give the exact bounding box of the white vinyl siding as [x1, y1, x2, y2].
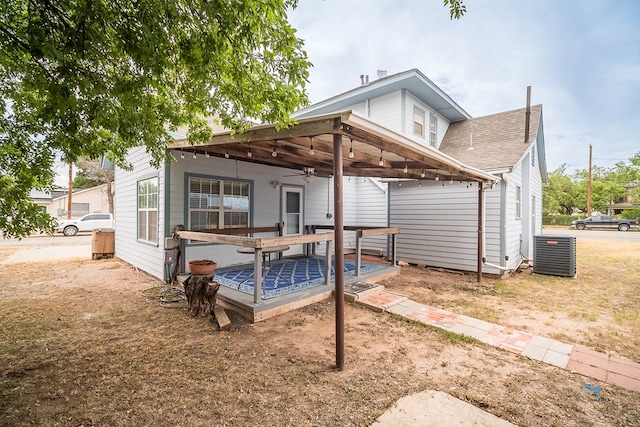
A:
[137, 177, 158, 243]
[114, 147, 165, 279]
[389, 180, 502, 274]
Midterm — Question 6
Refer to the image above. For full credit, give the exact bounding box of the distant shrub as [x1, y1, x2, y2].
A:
[620, 208, 640, 220]
[543, 214, 582, 226]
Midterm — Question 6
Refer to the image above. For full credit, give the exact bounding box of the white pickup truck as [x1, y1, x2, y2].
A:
[55, 213, 115, 236]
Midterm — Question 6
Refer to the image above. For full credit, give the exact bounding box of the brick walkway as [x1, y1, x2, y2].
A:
[355, 288, 640, 393]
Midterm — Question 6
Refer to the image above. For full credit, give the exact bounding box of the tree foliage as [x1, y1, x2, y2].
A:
[0, 0, 310, 237]
[443, 0, 467, 19]
[1, 0, 468, 238]
[543, 153, 640, 216]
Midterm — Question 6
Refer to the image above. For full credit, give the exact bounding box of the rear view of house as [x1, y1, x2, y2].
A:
[295, 69, 547, 275]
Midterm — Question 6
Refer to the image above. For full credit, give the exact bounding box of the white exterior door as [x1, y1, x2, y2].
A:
[281, 186, 304, 255]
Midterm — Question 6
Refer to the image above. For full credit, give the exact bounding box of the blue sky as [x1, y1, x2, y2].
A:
[289, 0, 640, 173]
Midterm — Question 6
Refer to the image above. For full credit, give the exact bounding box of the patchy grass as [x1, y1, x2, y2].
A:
[1, 238, 639, 426]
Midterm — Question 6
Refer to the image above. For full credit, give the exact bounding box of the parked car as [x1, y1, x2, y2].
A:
[55, 213, 115, 236]
[571, 215, 639, 232]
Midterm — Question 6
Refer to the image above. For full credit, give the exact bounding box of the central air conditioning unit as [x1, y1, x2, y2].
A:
[533, 235, 577, 277]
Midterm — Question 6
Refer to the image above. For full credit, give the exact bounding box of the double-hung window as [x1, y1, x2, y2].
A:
[413, 106, 425, 137]
[188, 176, 250, 231]
[138, 177, 159, 243]
[429, 113, 438, 147]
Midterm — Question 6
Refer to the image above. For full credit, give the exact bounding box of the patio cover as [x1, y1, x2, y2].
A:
[169, 110, 500, 370]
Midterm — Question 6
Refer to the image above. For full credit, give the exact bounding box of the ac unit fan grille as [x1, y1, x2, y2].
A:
[533, 235, 576, 277]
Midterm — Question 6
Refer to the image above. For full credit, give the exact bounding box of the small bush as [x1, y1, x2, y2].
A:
[542, 214, 583, 226]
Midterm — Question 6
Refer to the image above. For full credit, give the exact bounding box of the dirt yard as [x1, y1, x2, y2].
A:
[1, 237, 639, 426]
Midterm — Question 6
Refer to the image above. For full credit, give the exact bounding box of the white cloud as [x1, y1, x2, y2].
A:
[289, 0, 640, 172]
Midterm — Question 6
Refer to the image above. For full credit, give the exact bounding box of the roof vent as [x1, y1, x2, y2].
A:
[377, 69, 388, 78]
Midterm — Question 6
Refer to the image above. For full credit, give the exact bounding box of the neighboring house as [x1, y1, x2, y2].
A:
[29, 188, 67, 211]
[47, 183, 113, 219]
[295, 69, 547, 274]
[605, 181, 639, 215]
[113, 68, 543, 285]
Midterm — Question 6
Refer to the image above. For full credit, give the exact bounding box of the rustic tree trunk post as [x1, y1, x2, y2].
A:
[183, 275, 220, 318]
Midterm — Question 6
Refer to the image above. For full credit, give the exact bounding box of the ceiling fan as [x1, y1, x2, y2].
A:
[283, 167, 316, 183]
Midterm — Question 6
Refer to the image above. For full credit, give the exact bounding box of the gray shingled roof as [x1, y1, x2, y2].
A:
[439, 104, 542, 171]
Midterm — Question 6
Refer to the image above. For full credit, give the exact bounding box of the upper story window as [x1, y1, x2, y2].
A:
[188, 176, 250, 231]
[429, 113, 438, 147]
[137, 177, 158, 243]
[413, 106, 425, 137]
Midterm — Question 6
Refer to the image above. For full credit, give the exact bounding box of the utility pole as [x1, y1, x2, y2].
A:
[587, 144, 592, 217]
[67, 163, 73, 219]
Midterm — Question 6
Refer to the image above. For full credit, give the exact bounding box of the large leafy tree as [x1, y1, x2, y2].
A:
[0, 0, 311, 238]
[1, 0, 467, 238]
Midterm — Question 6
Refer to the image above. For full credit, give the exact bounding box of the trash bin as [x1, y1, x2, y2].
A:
[92, 229, 115, 260]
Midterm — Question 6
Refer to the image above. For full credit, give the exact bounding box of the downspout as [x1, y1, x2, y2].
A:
[481, 178, 512, 273]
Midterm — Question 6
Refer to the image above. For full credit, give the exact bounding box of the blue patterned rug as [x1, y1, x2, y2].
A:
[213, 256, 387, 300]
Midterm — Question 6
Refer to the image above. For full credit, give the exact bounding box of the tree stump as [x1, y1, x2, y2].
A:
[183, 275, 220, 318]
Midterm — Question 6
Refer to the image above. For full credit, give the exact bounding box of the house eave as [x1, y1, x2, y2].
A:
[168, 110, 498, 184]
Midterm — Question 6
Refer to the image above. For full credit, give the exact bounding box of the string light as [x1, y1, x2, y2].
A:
[309, 137, 315, 155]
[180, 152, 184, 159]
[205, 151, 209, 158]
[378, 149, 384, 167]
[224, 150, 230, 159]
[403, 158, 408, 174]
[247, 145, 253, 158]
[420, 169, 426, 179]
[192, 151, 197, 159]
[348, 139, 354, 159]
[435, 169, 439, 181]
[449, 177, 454, 184]
[272, 146, 278, 157]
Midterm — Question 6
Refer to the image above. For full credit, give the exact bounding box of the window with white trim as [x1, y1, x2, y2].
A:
[515, 186, 522, 219]
[429, 113, 438, 147]
[188, 176, 250, 230]
[137, 177, 158, 243]
[413, 106, 425, 137]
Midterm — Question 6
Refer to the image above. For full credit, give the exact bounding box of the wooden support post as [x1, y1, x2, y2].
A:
[391, 233, 397, 266]
[477, 183, 484, 283]
[333, 129, 345, 371]
[355, 230, 362, 276]
[324, 240, 332, 285]
[253, 248, 262, 304]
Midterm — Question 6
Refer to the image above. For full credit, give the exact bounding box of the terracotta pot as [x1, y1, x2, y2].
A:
[188, 259, 218, 275]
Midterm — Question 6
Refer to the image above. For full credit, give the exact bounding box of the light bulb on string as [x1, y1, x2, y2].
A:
[420, 170, 426, 179]
[180, 152, 184, 159]
[309, 137, 315, 155]
[192, 151, 197, 159]
[378, 149, 384, 167]
[403, 159, 408, 174]
[272, 146, 278, 157]
[348, 139, 354, 159]
[205, 151, 209, 158]
[224, 150, 229, 159]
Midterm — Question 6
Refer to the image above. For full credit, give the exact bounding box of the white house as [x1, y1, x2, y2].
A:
[294, 69, 547, 274]
[33, 184, 113, 219]
[112, 67, 544, 320]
